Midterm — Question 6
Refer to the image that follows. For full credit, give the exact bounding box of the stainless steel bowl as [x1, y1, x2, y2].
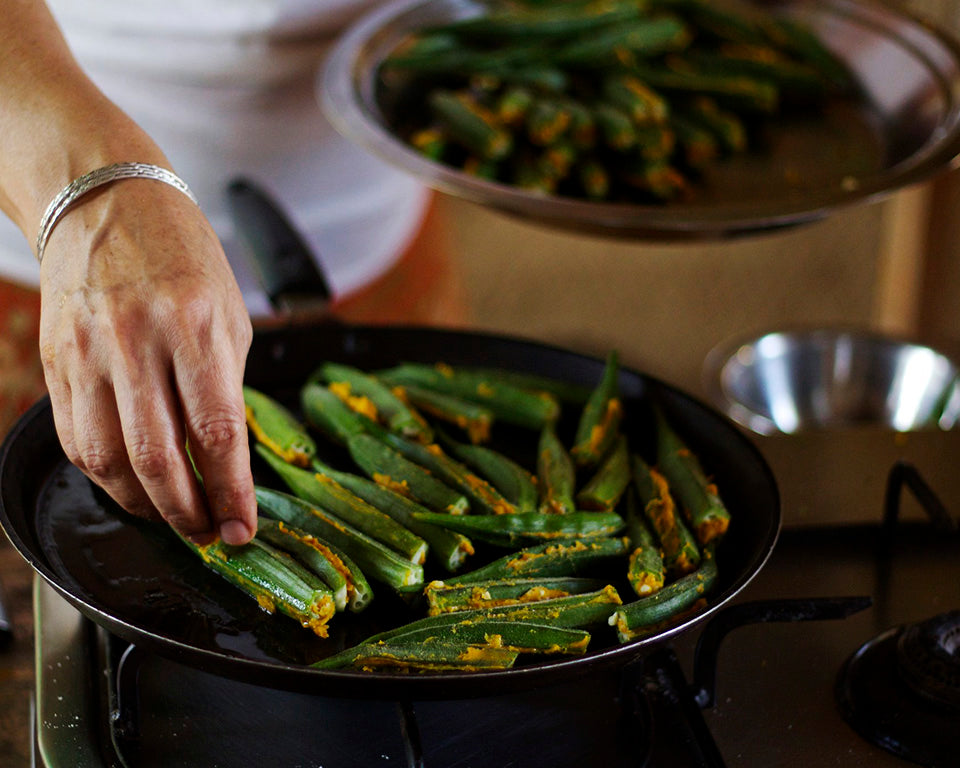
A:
[703, 329, 960, 434]
[320, 0, 960, 238]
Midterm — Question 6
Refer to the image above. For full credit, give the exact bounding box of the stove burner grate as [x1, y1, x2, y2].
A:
[897, 610, 960, 710]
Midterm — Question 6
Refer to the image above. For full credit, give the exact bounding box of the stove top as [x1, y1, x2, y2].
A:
[32, 459, 960, 768]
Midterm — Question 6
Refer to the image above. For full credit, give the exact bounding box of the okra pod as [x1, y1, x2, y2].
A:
[391, 619, 591, 655]
[537, 422, 576, 514]
[338, 640, 520, 672]
[448, 536, 630, 584]
[424, 577, 607, 615]
[255, 486, 424, 592]
[655, 409, 731, 545]
[184, 536, 336, 637]
[410, 126, 448, 161]
[687, 44, 826, 100]
[670, 113, 719, 168]
[526, 98, 572, 147]
[675, 96, 747, 154]
[633, 124, 677, 161]
[653, 0, 768, 46]
[551, 15, 693, 67]
[256, 444, 429, 564]
[300, 381, 369, 444]
[453, 367, 592, 404]
[379, 363, 561, 430]
[631, 61, 779, 114]
[623, 487, 666, 597]
[620, 157, 689, 201]
[311, 458, 475, 572]
[611, 546, 718, 642]
[571, 350, 623, 469]
[347, 433, 471, 515]
[497, 85, 535, 126]
[762, 17, 856, 92]
[633, 454, 700, 575]
[438, 429, 539, 513]
[315, 362, 433, 443]
[243, 386, 316, 467]
[429, 90, 513, 161]
[602, 74, 670, 125]
[401, 385, 494, 444]
[578, 158, 611, 200]
[255, 518, 350, 612]
[430, 3, 645, 42]
[594, 103, 637, 151]
[576, 434, 631, 511]
[412, 510, 625, 547]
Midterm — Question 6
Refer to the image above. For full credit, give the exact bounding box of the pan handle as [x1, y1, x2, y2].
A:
[226, 178, 334, 322]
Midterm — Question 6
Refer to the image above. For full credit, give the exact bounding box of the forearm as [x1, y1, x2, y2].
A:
[0, 0, 168, 247]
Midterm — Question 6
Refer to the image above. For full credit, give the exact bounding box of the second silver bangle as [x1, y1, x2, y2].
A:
[35, 162, 199, 265]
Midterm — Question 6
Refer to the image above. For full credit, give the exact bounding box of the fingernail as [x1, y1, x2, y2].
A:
[219, 519, 252, 546]
[188, 531, 216, 546]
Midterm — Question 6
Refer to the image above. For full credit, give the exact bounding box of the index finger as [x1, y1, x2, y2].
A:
[174, 350, 256, 547]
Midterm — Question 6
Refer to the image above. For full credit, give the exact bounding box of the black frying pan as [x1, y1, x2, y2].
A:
[0, 324, 779, 699]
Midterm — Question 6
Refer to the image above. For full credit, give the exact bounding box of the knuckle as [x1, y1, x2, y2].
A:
[79, 442, 126, 482]
[126, 438, 178, 481]
[192, 411, 246, 455]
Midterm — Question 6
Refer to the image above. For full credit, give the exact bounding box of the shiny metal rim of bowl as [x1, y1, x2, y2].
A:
[703, 328, 960, 435]
[319, 0, 960, 239]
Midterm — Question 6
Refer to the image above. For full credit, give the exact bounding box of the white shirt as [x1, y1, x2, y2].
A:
[0, 0, 428, 313]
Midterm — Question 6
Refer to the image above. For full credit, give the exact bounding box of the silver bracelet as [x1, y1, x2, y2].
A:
[35, 162, 199, 265]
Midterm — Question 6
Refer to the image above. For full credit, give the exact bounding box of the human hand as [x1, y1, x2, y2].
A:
[37, 177, 257, 546]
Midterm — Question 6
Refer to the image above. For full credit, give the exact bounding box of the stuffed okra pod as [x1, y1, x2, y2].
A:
[412, 510, 625, 547]
[623, 487, 666, 597]
[255, 486, 423, 593]
[314, 361, 434, 443]
[331, 641, 521, 672]
[243, 386, 316, 467]
[448, 537, 630, 584]
[395, 384, 494, 444]
[310, 457, 475, 573]
[182, 535, 336, 637]
[378, 363, 561, 430]
[300, 381, 369, 444]
[537, 422, 577, 514]
[611, 546, 718, 642]
[576, 434, 631, 511]
[633, 454, 701, 575]
[438, 429, 539, 513]
[655, 408, 731, 546]
[424, 576, 607, 615]
[347, 433, 471, 515]
[256, 444, 429, 564]
[571, 350, 624, 469]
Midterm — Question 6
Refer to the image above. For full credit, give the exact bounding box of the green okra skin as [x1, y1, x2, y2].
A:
[453, 367, 592, 404]
[315, 585, 623, 670]
[429, 2, 646, 43]
[324, 640, 521, 672]
[632, 123, 677, 161]
[562, 99, 597, 150]
[602, 73, 670, 125]
[513, 158, 559, 195]
[429, 90, 513, 161]
[438, 429, 539, 513]
[255, 517, 351, 612]
[685, 44, 826, 100]
[550, 14, 693, 67]
[424, 577, 607, 615]
[619, 157, 689, 201]
[369, 426, 519, 516]
[652, 0, 769, 46]
[311, 458, 475, 573]
[399, 385, 494, 445]
[462, 156, 502, 180]
[497, 85, 536, 126]
[670, 113, 719, 169]
[412, 510, 625, 547]
[632, 454, 701, 575]
[630, 62, 779, 114]
[255, 486, 424, 593]
[593, 103, 637, 151]
[571, 350, 623, 469]
[255, 444, 429, 564]
[655, 408, 731, 546]
[576, 434, 631, 511]
[526, 98, 572, 147]
[675, 96, 747, 154]
[537, 422, 577, 514]
[611, 546, 718, 642]
[761, 17, 856, 92]
[447, 536, 630, 584]
[378, 363, 561, 430]
[410, 126, 448, 161]
[537, 142, 578, 181]
[578, 158, 611, 200]
[315, 362, 433, 443]
[347, 432, 471, 514]
[243, 386, 316, 467]
[623, 487, 666, 597]
[388, 619, 592, 655]
[300, 382, 370, 444]
[183, 535, 336, 636]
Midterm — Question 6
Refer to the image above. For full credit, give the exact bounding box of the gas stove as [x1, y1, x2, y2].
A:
[31, 443, 960, 768]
